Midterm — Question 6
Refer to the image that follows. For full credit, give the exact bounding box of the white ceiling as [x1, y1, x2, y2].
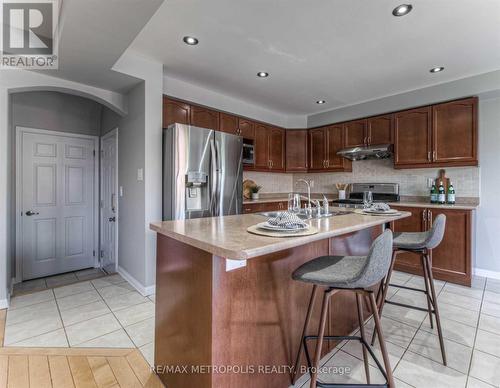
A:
[129, 0, 500, 115]
[38, 0, 164, 92]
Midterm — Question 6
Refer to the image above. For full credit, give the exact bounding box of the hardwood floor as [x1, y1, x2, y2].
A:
[0, 309, 164, 388]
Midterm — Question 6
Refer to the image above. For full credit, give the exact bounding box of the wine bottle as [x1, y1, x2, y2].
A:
[447, 181, 456, 204]
[438, 181, 446, 204]
[430, 183, 438, 204]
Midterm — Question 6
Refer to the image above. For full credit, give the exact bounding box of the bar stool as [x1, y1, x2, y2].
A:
[371, 214, 447, 365]
[291, 230, 395, 388]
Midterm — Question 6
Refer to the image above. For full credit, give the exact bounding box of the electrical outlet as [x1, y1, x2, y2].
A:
[427, 178, 434, 188]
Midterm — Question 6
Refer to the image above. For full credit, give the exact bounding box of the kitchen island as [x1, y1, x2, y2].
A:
[150, 210, 410, 388]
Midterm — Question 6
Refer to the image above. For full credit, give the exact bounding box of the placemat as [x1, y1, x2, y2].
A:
[247, 224, 318, 238]
[353, 209, 403, 216]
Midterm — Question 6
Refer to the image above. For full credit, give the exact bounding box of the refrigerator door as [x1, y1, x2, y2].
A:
[163, 124, 215, 220]
[214, 131, 243, 216]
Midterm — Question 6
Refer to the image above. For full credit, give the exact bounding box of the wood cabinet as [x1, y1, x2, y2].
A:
[367, 114, 394, 145]
[344, 119, 367, 148]
[391, 206, 472, 286]
[308, 125, 350, 172]
[394, 106, 433, 166]
[433, 97, 477, 165]
[254, 124, 285, 171]
[219, 112, 239, 134]
[238, 118, 256, 140]
[286, 130, 308, 172]
[394, 97, 478, 169]
[163, 97, 190, 127]
[190, 106, 219, 130]
[242, 201, 287, 214]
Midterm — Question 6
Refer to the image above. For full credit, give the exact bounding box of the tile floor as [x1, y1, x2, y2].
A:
[12, 268, 106, 295]
[5, 273, 155, 366]
[6, 270, 500, 387]
[291, 272, 500, 388]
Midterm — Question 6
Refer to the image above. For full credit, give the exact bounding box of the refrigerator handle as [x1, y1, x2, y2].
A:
[209, 139, 218, 217]
[215, 139, 223, 216]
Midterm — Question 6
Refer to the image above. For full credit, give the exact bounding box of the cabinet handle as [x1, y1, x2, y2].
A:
[368, 136, 371, 145]
[433, 151, 436, 161]
[427, 151, 431, 161]
[428, 210, 432, 226]
[326, 160, 329, 167]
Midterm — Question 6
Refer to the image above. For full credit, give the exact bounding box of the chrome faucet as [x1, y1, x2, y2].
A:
[296, 179, 313, 211]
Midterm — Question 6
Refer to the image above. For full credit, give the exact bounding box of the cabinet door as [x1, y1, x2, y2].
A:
[394, 107, 432, 167]
[391, 206, 426, 273]
[344, 119, 367, 148]
[238, 118, 255, 140]
[254, 123, 270, 169]
[269, 127, 285, 171]
[309, 128, 327, 171]
[428, 208, 471, 285]
[367, 114, 393, 145]
[190, 106, 219, 130]
[219, 113, 239, 134]
[432, 97, 477, 165]
[325, 125, 345, 170]
[286, 130, 308, 172]
[163, 97, 190, 127]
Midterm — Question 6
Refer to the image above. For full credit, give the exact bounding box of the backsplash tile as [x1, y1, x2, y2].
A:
[245, 159, 480, 198]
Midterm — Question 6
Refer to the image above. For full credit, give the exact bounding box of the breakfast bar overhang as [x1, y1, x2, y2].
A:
[150, 211, 410, 388]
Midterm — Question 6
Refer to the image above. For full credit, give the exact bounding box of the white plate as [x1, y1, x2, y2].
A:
[363, 208, 399, 214]
[256, 222, 309, 232]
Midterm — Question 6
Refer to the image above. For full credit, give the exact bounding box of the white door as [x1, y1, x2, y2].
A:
[19, 128, 97, 280]
[100, 129, 118, 273]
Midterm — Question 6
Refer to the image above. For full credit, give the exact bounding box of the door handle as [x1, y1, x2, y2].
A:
[108, 217, 116, 222]
[25, 210, 39, 216]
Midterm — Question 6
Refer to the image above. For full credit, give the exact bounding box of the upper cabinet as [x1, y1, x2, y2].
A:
[367, 114, 394, 145]
[254, 124, 285, 171]
[344, 119, 367, 148]
[163, 97, 190, 127]
[394, 106, 432, 166]
[394, 97, 478, 169]
[432, 97, 477, 165]
[190, 106, 219, 130]
[285, 130, 308, 172]
[238, 118, 256, 140]
[219, 112, 239, 135]
[308, 125, 351, 172]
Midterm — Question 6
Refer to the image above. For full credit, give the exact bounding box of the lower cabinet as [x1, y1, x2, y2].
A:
[242, 201, 287, 214]
[391, 206, 472, 286]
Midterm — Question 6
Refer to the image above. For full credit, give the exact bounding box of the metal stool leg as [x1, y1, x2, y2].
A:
[425, 252, 447, 366]
[371, 249, 397, 346]
[310, 290, 331, 388]
[292, 285, 318, 384]
[368, 292, 395, 388]
[421, 253, 434, 329]
[356, 293, 370, 385]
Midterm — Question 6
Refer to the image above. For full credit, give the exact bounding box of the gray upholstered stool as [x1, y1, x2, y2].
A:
[291, 230, 395, 388]
[371, 214, 447, 365]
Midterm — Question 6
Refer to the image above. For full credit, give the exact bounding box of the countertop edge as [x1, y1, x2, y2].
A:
[150, 212, 411, 260]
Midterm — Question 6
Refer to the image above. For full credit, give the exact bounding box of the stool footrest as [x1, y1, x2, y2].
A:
[385, 299, 435, 313]
[389, 283, 427, 293]
[303, 335, 389, 387]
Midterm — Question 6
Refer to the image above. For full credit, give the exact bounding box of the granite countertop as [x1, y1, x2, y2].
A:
[150, 210, 410, 260]
[243, 194, 479, 210]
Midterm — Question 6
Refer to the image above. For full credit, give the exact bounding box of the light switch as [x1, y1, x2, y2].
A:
[137, 168, 144, 181]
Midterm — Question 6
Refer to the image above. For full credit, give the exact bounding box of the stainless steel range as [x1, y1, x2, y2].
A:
[331, 183, 400, 208]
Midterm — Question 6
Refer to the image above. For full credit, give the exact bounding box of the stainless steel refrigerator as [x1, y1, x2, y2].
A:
[163, 123, 243, 220]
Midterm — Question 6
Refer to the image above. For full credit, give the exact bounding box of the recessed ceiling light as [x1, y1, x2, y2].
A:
[257, 72, 269, 78]
[430, 66, 445, 73]
[183, 36, 199, 45]
[316, 100, 326, 105]
[392, 4, 413, 16]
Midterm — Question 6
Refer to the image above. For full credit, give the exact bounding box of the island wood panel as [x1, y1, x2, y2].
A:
[155, 227, 381, 388]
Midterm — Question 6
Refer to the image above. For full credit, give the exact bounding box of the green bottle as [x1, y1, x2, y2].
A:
[447, 181, 456, 204]
[430, 183, 438, 204]
[438, 181, 446, 204]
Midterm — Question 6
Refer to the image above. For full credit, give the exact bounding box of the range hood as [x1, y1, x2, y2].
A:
[336, 144, 393, 161]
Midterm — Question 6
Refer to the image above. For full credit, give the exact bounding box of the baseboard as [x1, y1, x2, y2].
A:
[474, 267, 500, 281]
[117, 266, 155, 296]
